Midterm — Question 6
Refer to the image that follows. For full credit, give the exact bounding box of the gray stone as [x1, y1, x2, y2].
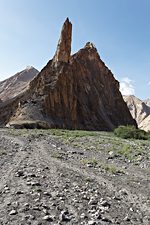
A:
[9, 209, 17, 215]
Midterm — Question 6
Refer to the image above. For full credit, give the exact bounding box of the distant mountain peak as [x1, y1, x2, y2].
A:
[0, 67, 39, 101]
[26, 66, 35, 70]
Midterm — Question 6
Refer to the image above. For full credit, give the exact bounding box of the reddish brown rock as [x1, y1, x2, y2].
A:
[0, 19, 136, 130]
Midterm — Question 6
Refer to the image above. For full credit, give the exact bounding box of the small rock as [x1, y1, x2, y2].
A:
[24, 214, 35, 220]
[59, 210, 71, 222]
[9, 209, 17, 215]
[31, 181, 41, 186]
[15, 190, 24, 195]
[16, 170, 24, 177]
[119, 189, 128, 196]
[101, 216, 112, 223]
[42, 215, 53, 221]
[109, 151, 114, 155]
[80, 213, 87, 219]
[88, 220, 97, 225]
[123, 215, 130, 221]
[100, 200, 111, 208]
[94, 211, 102, 219]
[88, 198, 98, 205]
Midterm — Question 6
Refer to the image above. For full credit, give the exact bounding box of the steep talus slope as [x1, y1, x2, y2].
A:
[0, 18, 136, 130]
[0, 66, 38, 101]
[123, 95, 150, 131]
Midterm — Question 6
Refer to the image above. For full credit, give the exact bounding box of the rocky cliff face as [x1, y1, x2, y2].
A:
[0, 66, 38, 101]
[53, 18, 72, 64]
[0, 18, 136, 130]
[123, 95, 150, 131]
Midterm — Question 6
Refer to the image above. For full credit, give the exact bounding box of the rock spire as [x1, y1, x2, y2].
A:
[53, 18, 72, 63]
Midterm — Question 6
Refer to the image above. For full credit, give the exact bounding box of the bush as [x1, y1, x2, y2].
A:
[114, 126, 149, 140]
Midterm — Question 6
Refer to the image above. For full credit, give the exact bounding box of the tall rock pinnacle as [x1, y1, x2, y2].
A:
[53, 18, 72, 63]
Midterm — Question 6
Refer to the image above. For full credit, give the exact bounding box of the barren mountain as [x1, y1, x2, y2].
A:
[123, 95, 150, 131]
[0, 18, 136, 130]
[0, 66, 38, 102]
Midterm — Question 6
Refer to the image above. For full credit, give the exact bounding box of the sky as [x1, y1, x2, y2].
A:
[0, 0, 150, 100]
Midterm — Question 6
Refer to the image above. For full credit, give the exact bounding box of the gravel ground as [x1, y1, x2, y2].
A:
[0, 129, 149, 225]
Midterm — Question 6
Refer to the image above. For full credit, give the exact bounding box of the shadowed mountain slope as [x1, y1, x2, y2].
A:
[0, 66, 38, 101]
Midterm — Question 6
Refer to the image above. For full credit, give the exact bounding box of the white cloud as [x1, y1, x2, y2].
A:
[148, 81, 150, 86]
[120, 77, 135, 96]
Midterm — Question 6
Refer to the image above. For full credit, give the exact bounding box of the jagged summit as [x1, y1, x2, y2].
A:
[84, 42, 96, 49]
[0, 19, 136, 130]
[26, 65, 35, 70]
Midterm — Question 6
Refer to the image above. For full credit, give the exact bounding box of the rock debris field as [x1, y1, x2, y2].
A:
[0, 128, 149, 225]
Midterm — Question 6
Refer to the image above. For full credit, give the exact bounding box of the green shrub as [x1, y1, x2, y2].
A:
[114, 126, 149, 140]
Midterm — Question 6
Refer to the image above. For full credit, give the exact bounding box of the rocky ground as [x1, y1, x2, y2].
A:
[0, 128, 149, 225]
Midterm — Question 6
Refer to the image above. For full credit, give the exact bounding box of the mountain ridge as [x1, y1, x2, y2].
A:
[0, 66, 38, 102]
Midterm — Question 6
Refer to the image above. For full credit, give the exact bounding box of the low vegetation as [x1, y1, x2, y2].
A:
[114, 125, 150, 140]
[5, 127, 150, 163]
[81, 157, 98, 167]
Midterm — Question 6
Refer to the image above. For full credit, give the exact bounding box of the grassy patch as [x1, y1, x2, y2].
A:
[117, 144, 133, 160]
[81, 157, 98, 167]
[114, 126, 150, 140]
[102, 164, 124, 174]
[51, 152, 64, 159]
[50, 129, 100, 138]
[147, 153, 150, 161]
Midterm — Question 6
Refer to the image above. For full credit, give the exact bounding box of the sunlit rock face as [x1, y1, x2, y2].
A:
[53, 18, 72, 64]
[124, 95, 150, 131]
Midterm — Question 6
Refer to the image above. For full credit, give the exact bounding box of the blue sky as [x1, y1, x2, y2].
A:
[0, 0, 150, 99]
